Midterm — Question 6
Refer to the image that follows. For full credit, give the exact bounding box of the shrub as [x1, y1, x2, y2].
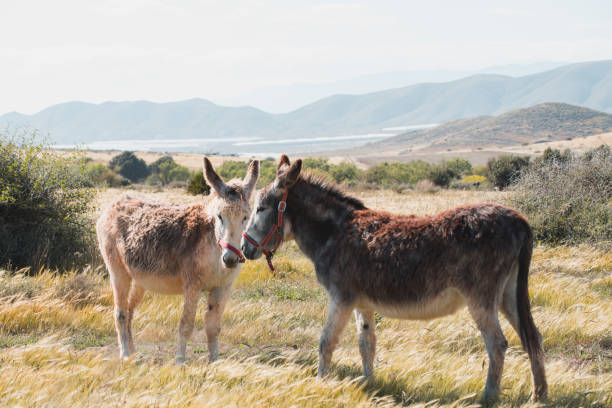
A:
[442, 157, 472, 176]
[329, 162, 362, 184]
[428, 164, 454, 187]
[218, 160, 249, 180]
[146, 156, 191, 186]
[84, 163, 128, 187]
[0, 131, 97, 269]
[427, 158, 472, 187]
[365, 161, 432, 186]
[217, 158, 284, 188]
[510, 146, 611, 244]
[108, 151, 149, 182]
[471, 165, 488, 177]
[487, 155, 530, 189]
[186, 171, 210, 196]
[148, 155, 175, 174]
[302, 157, 330, 173]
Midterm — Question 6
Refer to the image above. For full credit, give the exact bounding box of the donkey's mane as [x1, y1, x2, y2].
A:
[299, 172, 367, 211]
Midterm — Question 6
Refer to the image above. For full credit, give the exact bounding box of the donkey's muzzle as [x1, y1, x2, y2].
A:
[222, 252, 241, 268]
[241, 237, 261, 260]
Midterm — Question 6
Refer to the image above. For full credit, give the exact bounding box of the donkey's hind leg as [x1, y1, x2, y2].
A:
[126, 282, 145, 354]
[500, 268, 521, 335]
[318, 298, 353, 377]
[354, 309, 376, 379]
[468, 302, 508, 403]
[176, 286, 202, 364]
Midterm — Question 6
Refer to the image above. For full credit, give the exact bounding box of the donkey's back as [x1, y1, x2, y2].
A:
[337, 203, 532, 306]
[97, 193, 214, 282]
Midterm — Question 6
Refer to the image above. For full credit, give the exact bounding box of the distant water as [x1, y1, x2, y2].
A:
[55, 124, 437, 156]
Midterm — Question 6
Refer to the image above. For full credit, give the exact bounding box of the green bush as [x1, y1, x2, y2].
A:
[365, 161, 432, 186]
[186, 171, 210, 195]
[428, 158, 472, 187]
[108, 151, 149, 182]
[302, 157, 330, 173]
[329, 162, 362, 184]
[84, 163, 128, 187]
[510, 145, 611, 244]
[217, 158, 283, 188]
[0, 131, 97, 269]
[148, 155, 175, 174]
[146, 156, 190, 186]
[470, 165, 488, 177]
[487, 155, 530, 189]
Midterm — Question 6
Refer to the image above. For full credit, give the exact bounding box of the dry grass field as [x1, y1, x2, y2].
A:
[1, 188, 610, 407]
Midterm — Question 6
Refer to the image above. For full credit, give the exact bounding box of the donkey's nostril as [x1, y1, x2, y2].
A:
[222, 252, 237, 266]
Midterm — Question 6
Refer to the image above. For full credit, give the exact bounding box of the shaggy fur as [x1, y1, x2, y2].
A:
[242, 155, 547, 403]
[97, 158, 258, 362]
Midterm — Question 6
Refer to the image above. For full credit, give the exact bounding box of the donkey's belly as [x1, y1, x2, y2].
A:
[131, 271, 184, 295]
[359, 288, 466, 320]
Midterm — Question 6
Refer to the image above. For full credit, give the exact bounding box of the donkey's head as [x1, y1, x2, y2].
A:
[203, 157, 259, 269]
[241, 155, 301, 261]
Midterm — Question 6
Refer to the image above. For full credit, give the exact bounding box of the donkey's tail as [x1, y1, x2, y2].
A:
[516, 227, 542, 358]
[516, 224, 548, 400]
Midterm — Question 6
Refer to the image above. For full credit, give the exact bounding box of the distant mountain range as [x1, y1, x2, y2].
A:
[1, 60, 612, 148]
[220, 62, 567, 113]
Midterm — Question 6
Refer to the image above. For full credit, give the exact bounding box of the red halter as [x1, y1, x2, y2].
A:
[216, 215, 246, 266]
[241, 191, 288, 271]
[217, 238, 246, 263]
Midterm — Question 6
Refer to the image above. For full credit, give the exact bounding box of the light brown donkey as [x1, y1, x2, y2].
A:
[97, 158, 258, 363]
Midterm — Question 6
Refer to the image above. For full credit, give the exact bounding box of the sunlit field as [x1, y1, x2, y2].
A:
[1, 188, 610, 407]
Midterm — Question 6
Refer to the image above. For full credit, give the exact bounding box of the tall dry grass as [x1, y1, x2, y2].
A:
[1, 189, 610, 407]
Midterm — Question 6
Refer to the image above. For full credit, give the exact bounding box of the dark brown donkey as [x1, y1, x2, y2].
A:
[241, 155, 547, 403]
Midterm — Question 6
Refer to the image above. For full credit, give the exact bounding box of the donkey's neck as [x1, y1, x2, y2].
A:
[286, 178, 365, 261]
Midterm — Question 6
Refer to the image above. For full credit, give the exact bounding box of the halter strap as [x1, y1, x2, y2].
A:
[241, 191, 288, 271]
[217, 239, 246, 263]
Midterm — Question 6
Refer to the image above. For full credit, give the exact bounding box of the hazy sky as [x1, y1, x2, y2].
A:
[2, 0, 611, 114]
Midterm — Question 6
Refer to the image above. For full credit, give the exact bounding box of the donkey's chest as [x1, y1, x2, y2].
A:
[357, 288, 466, 320]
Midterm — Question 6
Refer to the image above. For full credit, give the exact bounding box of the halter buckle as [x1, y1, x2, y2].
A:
[278, 200, 287, 212]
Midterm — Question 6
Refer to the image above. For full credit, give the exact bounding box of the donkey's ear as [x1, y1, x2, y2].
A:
[203, 157, 226, 196]
[242, 160, 259, 199]
[277, 154, 291, 174]
[274, 159, 302, 191]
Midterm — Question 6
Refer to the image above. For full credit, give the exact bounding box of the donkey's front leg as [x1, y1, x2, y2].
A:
[205, 286, 230, 362]
[355, 309, 376, 379]
[318, 298, 352, 377]
[176, 287, 202, 364]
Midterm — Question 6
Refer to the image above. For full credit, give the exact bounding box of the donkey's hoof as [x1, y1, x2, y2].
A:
[174, 356, 186, 365]
[532, 389, 548, 402]
[479, 391, 500, 406]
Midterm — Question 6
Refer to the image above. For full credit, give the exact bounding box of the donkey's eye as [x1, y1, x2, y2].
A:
[256, 207, 265, 213]
[217, 215, 223, 224]
[242, 216, 247, 223]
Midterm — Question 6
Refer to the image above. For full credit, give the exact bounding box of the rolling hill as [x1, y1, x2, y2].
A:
[382, 102, 612, 149]
[322, 103, 612, 165]
[1, 60, 612, 147]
